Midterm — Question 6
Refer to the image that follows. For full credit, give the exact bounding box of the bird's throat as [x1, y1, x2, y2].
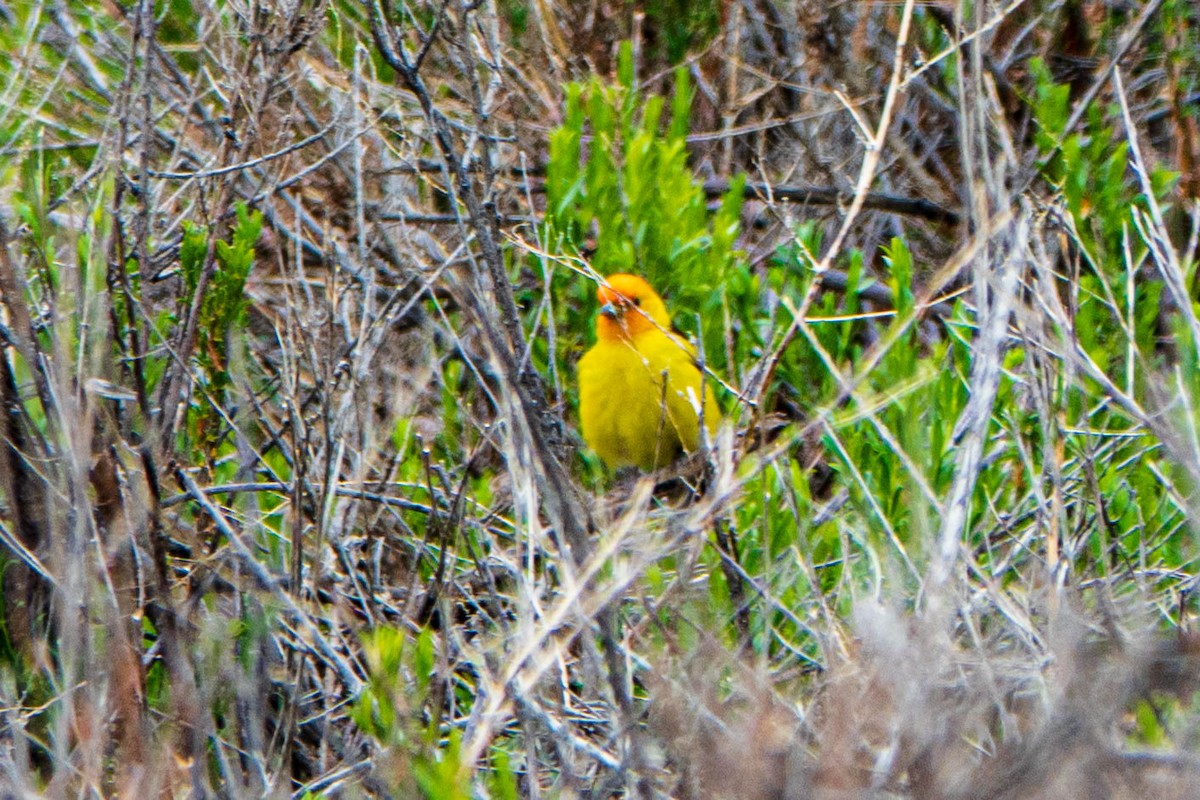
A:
[596, 314, 633, 343]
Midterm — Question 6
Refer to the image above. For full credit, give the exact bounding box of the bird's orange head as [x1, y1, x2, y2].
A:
[595, 274, 671, 342]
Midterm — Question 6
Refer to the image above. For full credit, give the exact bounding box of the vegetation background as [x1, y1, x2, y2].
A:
[1, 0, 1199, 796]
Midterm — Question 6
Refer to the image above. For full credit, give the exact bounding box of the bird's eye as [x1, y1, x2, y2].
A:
[632, 297, 642, 306]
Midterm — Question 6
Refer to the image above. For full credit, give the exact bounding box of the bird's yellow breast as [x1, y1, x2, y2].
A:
[577, 327, 717, 470]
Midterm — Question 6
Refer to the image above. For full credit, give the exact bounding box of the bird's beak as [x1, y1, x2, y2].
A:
[600, 302, 621, 319]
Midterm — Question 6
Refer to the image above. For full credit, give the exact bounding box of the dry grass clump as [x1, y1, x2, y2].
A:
[647, 596, 1200, 800]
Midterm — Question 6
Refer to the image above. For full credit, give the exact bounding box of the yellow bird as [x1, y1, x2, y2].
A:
[577, 273, 719, 470]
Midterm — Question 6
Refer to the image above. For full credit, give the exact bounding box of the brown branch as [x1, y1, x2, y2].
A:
[173, 467, 365, 694]
[383, 158, 961, 225]
[368, 0, 588, 556]
[720, 180, 960, 226]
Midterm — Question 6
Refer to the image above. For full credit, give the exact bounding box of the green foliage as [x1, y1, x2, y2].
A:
[545, 48, 749, 372]
[1156, 0, 1200, 104]
[1028, 59, 1179, 383]
[486, 748, 521, 800]
[353, 626, 417, 746]
[157, 0, 203, 71]
[179, 204, 261, 486]
[183, 203, 261, 395]
[15, 133, 67, 287]
[9, 137, 115, 423]
[0, 1, 123, 136]
[1131, 698, 1170, 748]
[412, 730, 471, 800]
[643, 0, 721, 64]
[354, 627, 516, 798]
[1029, 58, 1073, 147]
[496, 0, 530, 36]
[881, 238, 915, 316]
[325, 0, 395, 81]
[678, 55, 1198, 657]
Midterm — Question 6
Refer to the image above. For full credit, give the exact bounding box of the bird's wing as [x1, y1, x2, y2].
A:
[667, 327, 700, 361]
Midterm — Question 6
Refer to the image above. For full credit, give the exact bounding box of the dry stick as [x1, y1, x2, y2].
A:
[1061, 0, 1165, 147]
[743, 0, 919, 420]
[98, 5, 217, 791]
[729, 0, 936, 459]
[929, 210, 1026, 589]
[174, 468, 364, 694]
[1112, 68, 1200, 493]
[927, 0, 1022, 592]
[513, 694, 622, 770]
[383, 158, 960, 225]
[709, 179, 960, 226]
[0, 221, 58, 665]
[911, 3, 1185, 596]
[1115, 67, 1200, 351]
[725, 205, 1015, 561]
[290, 759, 373, 799]
[457, 481, 686, 776]
[105, 0, 152, 420]
[0, 231, 56, 429]
[160, 480, 438, 515]
[137, 447, 215, 799]
[367, 4, 648, 791]
[366, 33, 588, 547]
[155, 2, 322, 456]
[904, 0, 1029, 93]
[924, 0, 1166, 590]
[148, 121, 340, 180]
[711, 519, 752, 643]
